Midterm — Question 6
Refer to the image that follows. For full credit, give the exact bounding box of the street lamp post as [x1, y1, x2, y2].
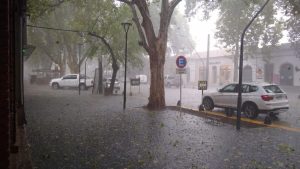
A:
[237, 0, 270, 130]
[122, 22, 132, 110]
[78, 43, 83, 95]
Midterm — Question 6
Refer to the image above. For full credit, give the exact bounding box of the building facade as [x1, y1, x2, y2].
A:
[166, 44, 300, 87]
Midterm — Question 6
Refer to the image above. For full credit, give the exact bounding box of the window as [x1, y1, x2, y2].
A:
[233, 85, 258, 93]
[242, 84, 249, 93]
[63, 75, 77, 79]
[221, 84, 237, 93]
[249, 85, 258, 92]
[263, 85, 283, 93]
[80, 75, 90, 79]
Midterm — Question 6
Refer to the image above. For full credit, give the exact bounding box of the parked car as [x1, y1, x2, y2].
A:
[49, 74, 94, 90]
[164, 75, 181, 87]
[202, 82, 289, 119]
[103, 78, 120, 94]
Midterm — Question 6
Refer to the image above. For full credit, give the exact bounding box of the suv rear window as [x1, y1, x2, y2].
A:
[263, 85, 283, 93]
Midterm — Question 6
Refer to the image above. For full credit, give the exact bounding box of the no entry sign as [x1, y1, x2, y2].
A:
[176, 55, 187, 68]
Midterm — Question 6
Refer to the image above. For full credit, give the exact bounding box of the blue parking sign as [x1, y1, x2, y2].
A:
[176, 56, 187, 68]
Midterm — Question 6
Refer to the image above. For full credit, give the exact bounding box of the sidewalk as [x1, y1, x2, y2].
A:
[25, 85, 300, 169]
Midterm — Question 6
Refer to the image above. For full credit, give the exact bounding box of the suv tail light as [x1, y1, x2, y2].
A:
[261, 95, 273, 101]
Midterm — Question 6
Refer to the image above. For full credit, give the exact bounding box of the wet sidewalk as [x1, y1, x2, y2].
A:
[25, 85, 300, 169]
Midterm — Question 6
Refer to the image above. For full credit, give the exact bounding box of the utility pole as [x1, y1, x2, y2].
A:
[206, 34, 210, 83]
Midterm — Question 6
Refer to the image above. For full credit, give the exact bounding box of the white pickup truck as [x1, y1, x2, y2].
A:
[49, 74, 93, 90]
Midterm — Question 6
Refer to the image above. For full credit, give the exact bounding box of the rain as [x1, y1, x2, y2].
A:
[22, 0, 300, 168]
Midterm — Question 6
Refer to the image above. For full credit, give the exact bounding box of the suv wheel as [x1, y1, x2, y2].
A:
[243, 103, 258, 119]
[52, 83, 59, 89]
[202, 97, 214, 111]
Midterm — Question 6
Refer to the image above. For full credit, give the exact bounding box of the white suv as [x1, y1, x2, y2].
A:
[202, 82, 289, 119]
[49, 74, 94, 90]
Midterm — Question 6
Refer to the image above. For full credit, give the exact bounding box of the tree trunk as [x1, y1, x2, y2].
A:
[147, 49, 166, 109]
[108, 60, 119, 95]
[58, 63, 65, 76]
[98, 57, 103, 94]
[68, 62, 79, 73]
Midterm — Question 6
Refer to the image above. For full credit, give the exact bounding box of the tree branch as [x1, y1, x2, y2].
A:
[117, 0, 131, 5]
[158, 0, 182, 39]
[88, 32, 118, 66]
[129, 3, 150, 53]
[168, 0, 182, 23]
[134, 0, 157, 48]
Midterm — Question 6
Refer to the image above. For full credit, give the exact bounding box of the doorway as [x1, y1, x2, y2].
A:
[279, 63, 294, 85]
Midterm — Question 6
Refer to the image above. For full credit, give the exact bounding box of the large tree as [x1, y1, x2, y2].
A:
[117, 0, 183, 109]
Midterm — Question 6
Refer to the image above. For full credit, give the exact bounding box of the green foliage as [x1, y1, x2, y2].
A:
[27, 0, 69, 21]
[27, 0, 144, 73]
[148, 4, 195, 56]
[71, 0, 143, 67]
[215, 0, 282, 56]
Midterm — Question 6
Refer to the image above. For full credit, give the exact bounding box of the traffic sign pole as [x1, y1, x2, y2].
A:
[180, 74, 182, 106]
[176, 55, 187, 107]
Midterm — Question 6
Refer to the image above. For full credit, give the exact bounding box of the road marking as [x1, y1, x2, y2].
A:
[184, 107, 300, 133]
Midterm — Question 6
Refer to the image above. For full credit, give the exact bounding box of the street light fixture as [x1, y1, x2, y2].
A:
[122, 22, 132, 110]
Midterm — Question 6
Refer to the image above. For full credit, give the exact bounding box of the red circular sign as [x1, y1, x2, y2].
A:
[176, 55, 187, 68]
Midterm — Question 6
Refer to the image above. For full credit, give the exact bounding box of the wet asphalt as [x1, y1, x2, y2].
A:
[25, 85, 300, 169]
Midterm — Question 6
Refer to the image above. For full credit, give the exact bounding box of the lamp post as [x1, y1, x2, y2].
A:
[78, 43, 83, 95]
[236, 0, 270, 130]
[122, 22, 132, 110]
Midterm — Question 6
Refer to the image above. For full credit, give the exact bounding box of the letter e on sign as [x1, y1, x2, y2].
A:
[176, 56, 187, 68]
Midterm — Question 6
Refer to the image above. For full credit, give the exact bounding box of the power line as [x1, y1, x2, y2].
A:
[27, 24, 88, 34]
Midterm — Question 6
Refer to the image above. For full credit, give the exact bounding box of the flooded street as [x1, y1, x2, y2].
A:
[25, 85, 300, 169]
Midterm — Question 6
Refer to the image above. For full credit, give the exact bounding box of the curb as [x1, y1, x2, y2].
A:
[167, 106, 300, 132]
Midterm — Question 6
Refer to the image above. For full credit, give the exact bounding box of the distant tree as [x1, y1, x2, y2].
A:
[277, 0, 300, 58]
[28, 0, 143, 93]
[72, 0, 143, 95]
[215, 0, 283, 81]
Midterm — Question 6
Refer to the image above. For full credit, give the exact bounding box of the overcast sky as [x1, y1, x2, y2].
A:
[178, 2, 289, 53]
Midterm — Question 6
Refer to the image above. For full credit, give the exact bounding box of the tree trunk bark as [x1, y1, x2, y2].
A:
[98, 57, 103, 94]
[58, 63, 65, 76]
[147, 50, 166, 109]
[108, 60, 119, 95]
[68, 62, 79, 73]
